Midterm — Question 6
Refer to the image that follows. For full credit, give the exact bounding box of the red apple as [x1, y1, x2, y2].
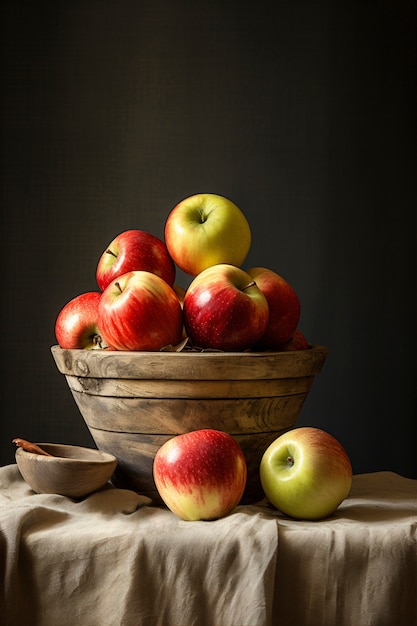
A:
[165, 193, 251, 276]
[55, 291, 106, 350]
[153, 429, 247, 521]
[279, 329, 309, 351]
[183, 264, 269, 351]
[96, 229, 176, 291]
[97, 270, 183, 351]
[247, 267, 301, 349]
[260, 427, 352, 520]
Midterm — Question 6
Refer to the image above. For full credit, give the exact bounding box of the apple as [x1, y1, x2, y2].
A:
[172, 284, 187, 340]
[247, 267, 301, 349]
[172, 284, 186, 307]
[96, 229, 176, 291]
[153, 429, 247, 521]
[260, 427, 352, 520]
[278, 329, 309, 351]
[55, 291, 106, 350]
[183, 264, 269, 351]
[164, 193, 251, 276]
[97, 270, 183, 351]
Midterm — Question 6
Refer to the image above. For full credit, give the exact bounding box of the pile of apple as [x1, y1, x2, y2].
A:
[55, 192, 309, 353]
[54, 193, 353, 523]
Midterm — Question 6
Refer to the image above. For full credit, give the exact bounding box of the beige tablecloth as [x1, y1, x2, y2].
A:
[0, 465, 415, 626]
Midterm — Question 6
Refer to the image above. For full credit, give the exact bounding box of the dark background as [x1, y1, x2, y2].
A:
[1, 2, 416, 478]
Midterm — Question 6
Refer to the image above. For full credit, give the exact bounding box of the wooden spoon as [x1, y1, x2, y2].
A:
[12, 438, 53, 456]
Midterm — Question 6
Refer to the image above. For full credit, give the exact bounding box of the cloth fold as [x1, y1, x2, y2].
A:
[0, 464, 277, 626]
[1, 465, 416, 626]
[269, 471, 417, 626]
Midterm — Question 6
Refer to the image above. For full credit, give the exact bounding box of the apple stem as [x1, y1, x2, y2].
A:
[242, 281, 256, 292]
[105, 248, 117, 257]
[287, 456, 294, 466]
[115, 281, 122, 294]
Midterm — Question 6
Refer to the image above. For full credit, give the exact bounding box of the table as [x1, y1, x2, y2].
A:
[1, 464, 415, 626]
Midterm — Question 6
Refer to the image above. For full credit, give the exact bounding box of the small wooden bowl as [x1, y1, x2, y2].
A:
[15, 443, 118, 498]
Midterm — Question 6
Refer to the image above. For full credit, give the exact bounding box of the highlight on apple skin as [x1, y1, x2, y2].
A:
[183, 263, 269, 351]
[153, 429, 247, 521]
[164, 193, 252, 276]
[260, 427, 353, 520]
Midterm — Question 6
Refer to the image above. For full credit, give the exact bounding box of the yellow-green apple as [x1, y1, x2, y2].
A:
[279, 329, 309, 351]
[164, 193, 251, 276]
[153, 429, 247, 521]
[183, 264, 269, 351]
[247, 267, 301, 349]
[96, 229, 176, 291]
[260, 427, 352, 520]
[98, 270, 183, 351]
[55, 291, 106, 350]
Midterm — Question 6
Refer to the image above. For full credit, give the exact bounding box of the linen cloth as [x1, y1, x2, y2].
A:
[0, 465, 415, 626]
[0, 464, 276, 626]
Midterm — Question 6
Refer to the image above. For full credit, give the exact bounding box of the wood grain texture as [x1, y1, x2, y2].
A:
[51, 344, 328, 380]
[70, 392, 307, 434]
[51, 345, 328, 504]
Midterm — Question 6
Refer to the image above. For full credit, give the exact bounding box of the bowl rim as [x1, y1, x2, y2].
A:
[51, 343, 328, 381]
[15, 443, 117, 465]
[51, 343, 327, 358]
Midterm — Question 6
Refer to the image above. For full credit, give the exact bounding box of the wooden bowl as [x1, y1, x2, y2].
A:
[51, 344, 328, 503]
[15, 443, 118, 498]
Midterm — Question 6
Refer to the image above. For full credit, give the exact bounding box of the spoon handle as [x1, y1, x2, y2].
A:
[12, 438, 53, 456]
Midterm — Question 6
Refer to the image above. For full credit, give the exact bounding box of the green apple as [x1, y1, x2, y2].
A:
[260, 427, 352, 520]
[164, 193, 251, 276]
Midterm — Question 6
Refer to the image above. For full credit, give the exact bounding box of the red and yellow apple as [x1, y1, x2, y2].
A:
[183, 264, 269, 351]
[247, 267, 300, 349]
[55, 291, 105, 350]
[260, 427, 352, 520]
[97, 270, 183, 351]
[153, 429, 247, 521]
[164, 193, 251, 276]
[96, 229, 176, 291]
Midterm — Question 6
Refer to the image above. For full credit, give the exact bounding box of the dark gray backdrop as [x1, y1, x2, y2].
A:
[1, 2, 416, 478]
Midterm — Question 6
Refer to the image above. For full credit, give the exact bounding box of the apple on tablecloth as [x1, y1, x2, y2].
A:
[260, 427, 352, 520]
[98, 270, 183, 351]
[96, 229, 176, 291]
[55, 291, 105, 350]
[153, 429, 247, 521]
[165, 193, 251, 276]
[183, 263, 269, 351]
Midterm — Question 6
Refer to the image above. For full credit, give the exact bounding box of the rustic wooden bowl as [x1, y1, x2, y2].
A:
[15, 443, 118, 498]
[51, 344, 328, 503]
